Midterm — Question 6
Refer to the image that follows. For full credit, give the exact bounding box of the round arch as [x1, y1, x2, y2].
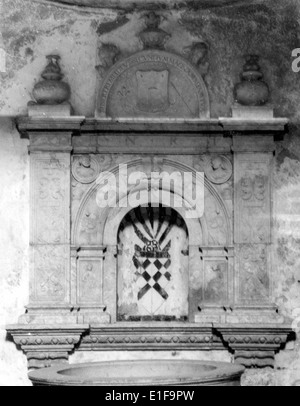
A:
[72, 158, 231, 247]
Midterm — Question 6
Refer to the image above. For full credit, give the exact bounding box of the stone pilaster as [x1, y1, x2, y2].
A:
[232, 136, 275, 311]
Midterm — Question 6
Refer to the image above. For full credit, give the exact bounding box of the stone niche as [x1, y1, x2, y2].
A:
[7, 13, 293, 371]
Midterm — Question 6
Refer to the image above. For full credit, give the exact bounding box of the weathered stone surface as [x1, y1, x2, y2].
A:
[1, 0, 300, 387]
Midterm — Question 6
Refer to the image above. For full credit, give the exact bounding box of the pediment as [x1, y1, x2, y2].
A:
[96, 49, 210, 119]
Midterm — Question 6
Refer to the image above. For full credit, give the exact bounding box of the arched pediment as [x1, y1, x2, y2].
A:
[96, 49, 210, 119]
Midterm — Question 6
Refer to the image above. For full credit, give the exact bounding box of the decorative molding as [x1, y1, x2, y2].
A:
[16, 116, 287, 140]
[217, 325, 293, 368]
[79, 324, 222, 351]
[6, 325, 88, 369]
[38, 0, 251, 11]
[6, 323, 292, 369]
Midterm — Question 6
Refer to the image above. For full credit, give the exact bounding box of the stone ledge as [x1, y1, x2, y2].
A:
[16, 116, 288, 136]
[6, 323, 293, 369]
[79, 324, 223, 351]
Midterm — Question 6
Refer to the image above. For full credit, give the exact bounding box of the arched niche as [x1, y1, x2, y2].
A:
[117, 206, 189, 321]
[72, 158, 232, 321]
[96, 49, 210, 119]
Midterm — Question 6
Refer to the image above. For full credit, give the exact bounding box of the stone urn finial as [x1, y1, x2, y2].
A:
[139, 12, 170, 49]
[32, 55, 71, 105]
[234, 55, 269, 106]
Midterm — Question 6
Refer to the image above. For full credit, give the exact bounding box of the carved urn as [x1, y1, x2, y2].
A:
[33, 55, 71, 105]
[139, 12, 170, 49]
[234, 55, 269, 106]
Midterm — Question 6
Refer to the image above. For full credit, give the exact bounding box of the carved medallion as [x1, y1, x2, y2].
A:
[204, 155, 232, 184]
[96, 50, 210, 119]
[72, 155, 100, 184]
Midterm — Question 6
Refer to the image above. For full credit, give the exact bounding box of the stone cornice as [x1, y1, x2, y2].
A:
[16, 116, 288, 137]
[17, 116, 85, 138]
[79, 323, 224, 351]
[32, 0, 250, 12]
[6, 323, 293, 369]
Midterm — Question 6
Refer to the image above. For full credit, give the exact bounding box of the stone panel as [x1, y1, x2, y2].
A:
[32, 245, 70, 304]
[234, 153, 272, 244]
[236, 244, 271, 305]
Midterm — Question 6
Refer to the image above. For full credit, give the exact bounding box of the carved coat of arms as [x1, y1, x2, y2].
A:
[136, 70, 169, 113]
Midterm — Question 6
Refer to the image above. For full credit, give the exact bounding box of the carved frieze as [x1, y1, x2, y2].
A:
[79, 325, 219, 351]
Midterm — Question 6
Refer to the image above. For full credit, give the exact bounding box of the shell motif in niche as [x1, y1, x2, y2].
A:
[204, 155, 232, 185]
[72, 155, 100, 184]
